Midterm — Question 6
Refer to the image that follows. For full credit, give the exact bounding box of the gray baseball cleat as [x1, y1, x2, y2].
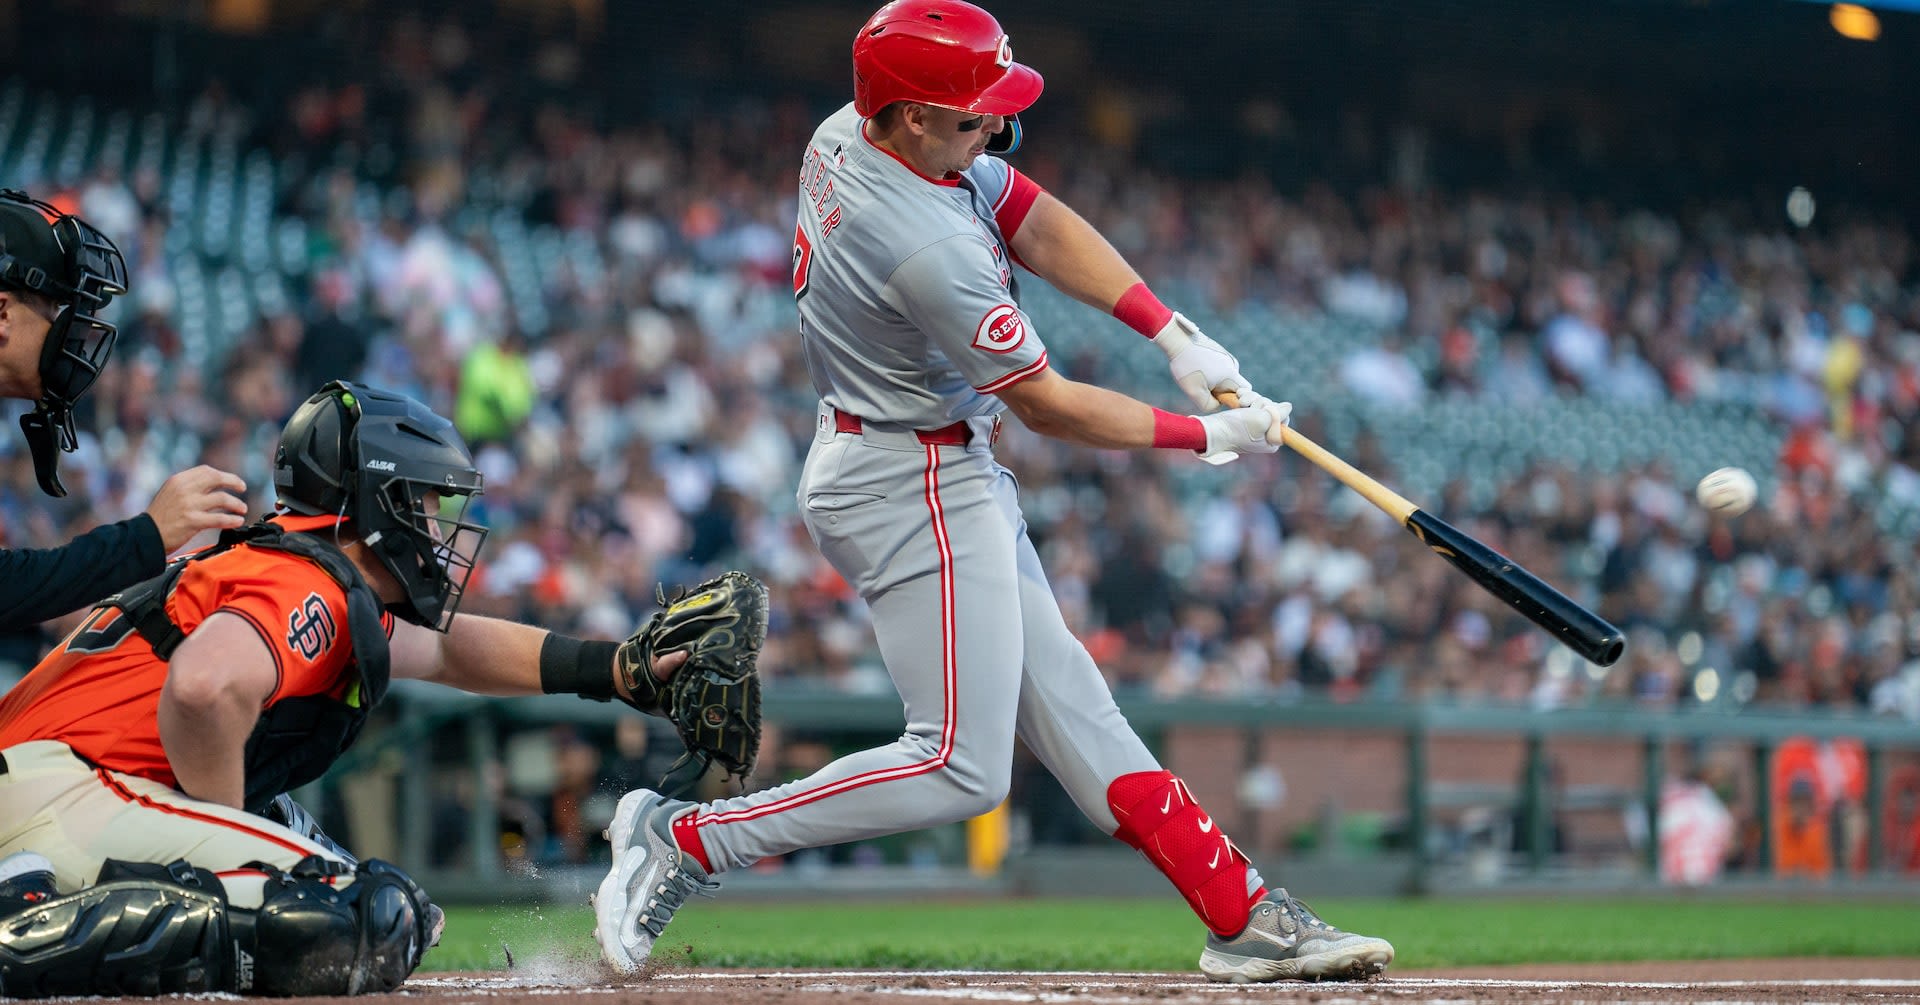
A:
[1199, 888, 1393, 983]
[591, 789, 719, 973]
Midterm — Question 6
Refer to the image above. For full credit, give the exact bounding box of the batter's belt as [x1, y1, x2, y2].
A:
[826, 405, 1002, 448]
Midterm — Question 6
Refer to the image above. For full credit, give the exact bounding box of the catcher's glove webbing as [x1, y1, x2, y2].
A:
[616, 570, 767, 787]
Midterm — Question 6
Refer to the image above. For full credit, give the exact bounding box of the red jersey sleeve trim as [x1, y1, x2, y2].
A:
[974, 351, 1049, 393]
[993, 169, 1042, 243]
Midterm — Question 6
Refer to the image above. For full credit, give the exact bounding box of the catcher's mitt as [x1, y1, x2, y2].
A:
[616, 570, 767, 785]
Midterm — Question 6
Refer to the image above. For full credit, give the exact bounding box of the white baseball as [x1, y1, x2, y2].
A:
[1696, 467, 1758, 517]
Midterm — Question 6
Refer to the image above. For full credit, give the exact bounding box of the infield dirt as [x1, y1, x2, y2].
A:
[214, 959, 1920, 1005]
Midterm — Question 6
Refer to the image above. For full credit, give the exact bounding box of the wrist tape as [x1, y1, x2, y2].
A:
[538, 632, 619, 701]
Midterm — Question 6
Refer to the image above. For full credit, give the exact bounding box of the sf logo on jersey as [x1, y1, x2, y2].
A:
[286, 592, 338, 660]
[972, 304, 1026, 353]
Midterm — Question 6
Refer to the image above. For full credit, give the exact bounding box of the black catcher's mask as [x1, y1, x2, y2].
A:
[0, 188, 128, 497]
[274, 381, 489, 631]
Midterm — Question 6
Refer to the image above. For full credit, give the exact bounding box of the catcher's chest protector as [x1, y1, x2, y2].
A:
[111, 522, 392, 812]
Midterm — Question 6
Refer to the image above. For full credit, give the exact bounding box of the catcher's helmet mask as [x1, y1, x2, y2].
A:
[0, 188, 129, 497]
[274, 381, 489, 631]
[854, 0, 1041, 154]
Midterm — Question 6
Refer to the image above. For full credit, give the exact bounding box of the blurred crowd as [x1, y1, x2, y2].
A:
[1, 6, 1917, 884]
[3, 9, 1919, 736]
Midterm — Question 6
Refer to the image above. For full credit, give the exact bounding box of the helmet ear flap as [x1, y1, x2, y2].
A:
[329, 385, 361, 516]
[985, 114, 1022, 154]
[275, 382, 362, 517]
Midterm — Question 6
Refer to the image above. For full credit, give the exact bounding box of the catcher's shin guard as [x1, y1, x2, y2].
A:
[1108, 771, 1261, 937]
[0, 860, 232, 998]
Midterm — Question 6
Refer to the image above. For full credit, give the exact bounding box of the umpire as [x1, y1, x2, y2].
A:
[0, 188, 247, 633]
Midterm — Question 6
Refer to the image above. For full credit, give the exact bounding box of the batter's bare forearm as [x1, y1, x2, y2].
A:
[1011, 193, 1142, 312]
[1000, 371, 1161, 449]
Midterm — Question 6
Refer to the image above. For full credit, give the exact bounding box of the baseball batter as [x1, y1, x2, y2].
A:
[594, 0, 1394, 984]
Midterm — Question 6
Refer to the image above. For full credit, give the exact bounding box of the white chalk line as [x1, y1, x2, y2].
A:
[409, 970, 1920, 994]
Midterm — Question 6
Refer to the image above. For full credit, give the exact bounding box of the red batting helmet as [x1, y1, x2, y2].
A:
[852, 0, 1044, 118]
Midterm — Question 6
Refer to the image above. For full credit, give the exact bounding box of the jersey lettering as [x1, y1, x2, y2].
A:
[64, 608, 135, 655]
[796, 143, 848, 302]
[286, 592, 338, 660]
[792, 223, 814, 300]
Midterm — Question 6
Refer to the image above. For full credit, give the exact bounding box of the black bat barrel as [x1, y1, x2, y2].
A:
[1405, 510, 1626, 667]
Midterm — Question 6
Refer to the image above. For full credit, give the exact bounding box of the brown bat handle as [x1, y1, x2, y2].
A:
[1214, 390, 1417, 524]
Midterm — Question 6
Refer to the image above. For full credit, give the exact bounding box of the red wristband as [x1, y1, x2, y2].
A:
[1113, 282, 1174, 338]
[1150, 408, 1208, 451]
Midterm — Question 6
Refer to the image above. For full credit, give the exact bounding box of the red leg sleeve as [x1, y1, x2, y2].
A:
[1107, 770, 1263, 936]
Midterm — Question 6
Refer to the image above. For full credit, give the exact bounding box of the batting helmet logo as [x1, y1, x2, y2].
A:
[972, 304, 1026, 353]
[852, 0, 1044, 118]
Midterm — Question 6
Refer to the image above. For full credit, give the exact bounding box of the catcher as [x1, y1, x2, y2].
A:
[0, 380, 765, 997]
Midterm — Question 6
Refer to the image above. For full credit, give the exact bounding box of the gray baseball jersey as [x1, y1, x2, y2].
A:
[793, 104, 1049, 428]
[678, 103, 1166, 872]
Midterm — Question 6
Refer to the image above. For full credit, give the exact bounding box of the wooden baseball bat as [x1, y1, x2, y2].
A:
[1218, 391, 1625, 666]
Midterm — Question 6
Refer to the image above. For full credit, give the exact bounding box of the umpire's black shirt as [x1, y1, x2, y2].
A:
[0, 514, 165, 631]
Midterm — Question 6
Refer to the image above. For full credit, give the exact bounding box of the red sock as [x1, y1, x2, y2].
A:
[1107, 770, 1259, 936]
[671, 812, 714, 873]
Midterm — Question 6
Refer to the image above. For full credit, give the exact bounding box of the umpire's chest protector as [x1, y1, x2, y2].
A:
[111, 522, 392, 813]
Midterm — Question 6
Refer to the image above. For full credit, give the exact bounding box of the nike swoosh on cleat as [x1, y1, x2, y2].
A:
[1198, 815, 1213, 833]
[1162, 793, 1173, 814]
[1241, 925, 1297, 951]
[1209, 849, 1221, 868]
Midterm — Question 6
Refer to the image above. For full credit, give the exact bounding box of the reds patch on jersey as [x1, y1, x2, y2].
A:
[793, 103, 1049, 429]
[973, 304, 1026, 353]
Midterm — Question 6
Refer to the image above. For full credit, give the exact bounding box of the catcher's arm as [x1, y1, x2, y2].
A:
[389, 614, 685, 697]
[396, 572, 767, 785]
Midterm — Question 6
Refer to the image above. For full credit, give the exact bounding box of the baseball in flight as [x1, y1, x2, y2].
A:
[1696, 466, 1758, 516]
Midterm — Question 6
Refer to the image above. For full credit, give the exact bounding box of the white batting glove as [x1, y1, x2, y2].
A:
[1194, 392, 1292, 466]
[1152, 312, 1253, 412]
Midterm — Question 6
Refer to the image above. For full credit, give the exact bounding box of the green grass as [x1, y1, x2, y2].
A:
[427, 897, 1920, 973]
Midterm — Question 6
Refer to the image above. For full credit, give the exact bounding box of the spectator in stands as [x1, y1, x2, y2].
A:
[1658, 761, 1736, 886]
[1541, 271, 1610, 390]
[1888, 769, 1920, 875]
[454, 329, 537, 448]
[1773, 775, 1833, 880]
